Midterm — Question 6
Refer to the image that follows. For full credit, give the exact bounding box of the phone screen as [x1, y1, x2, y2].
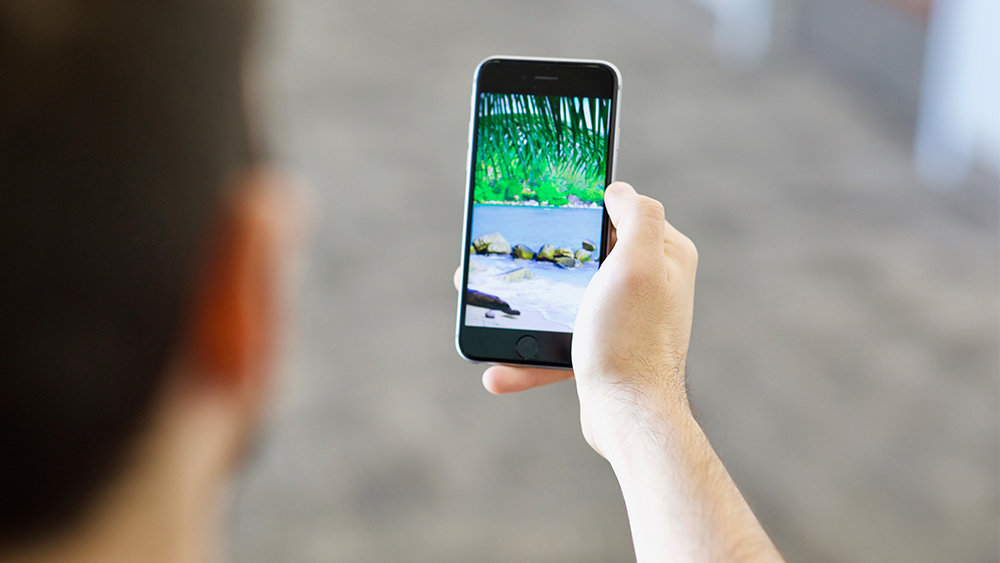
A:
[464, 91, 614, 334]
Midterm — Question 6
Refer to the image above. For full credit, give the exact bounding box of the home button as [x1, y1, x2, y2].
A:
[515, 336, 539, 360]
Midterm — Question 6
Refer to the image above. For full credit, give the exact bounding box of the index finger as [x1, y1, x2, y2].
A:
[483, 365, 575, 394]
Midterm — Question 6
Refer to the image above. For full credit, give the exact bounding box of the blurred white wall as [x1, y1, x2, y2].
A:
[687, 0, 774, 65]
[914, 0, 1000, 188]
[689, 0, 999, 188]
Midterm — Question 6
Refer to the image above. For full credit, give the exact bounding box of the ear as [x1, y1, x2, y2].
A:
[187, 171, 283, 390]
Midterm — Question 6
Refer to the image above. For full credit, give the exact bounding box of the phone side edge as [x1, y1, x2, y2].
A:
[604, 61, 622, 183]
[600, 61, 622, 282]
[455, 59, 490, 363]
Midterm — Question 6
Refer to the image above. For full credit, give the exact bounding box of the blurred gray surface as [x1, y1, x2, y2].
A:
[229, 1, 1000, 561]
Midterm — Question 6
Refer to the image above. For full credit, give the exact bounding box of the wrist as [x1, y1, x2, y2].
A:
[581, 373, 699, 467]
[603, 405, 703, 480]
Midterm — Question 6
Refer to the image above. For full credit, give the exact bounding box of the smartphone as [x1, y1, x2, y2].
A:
[456, 56, 621, 368]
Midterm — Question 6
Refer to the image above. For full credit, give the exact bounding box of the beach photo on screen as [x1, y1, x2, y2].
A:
[465, 92, 611, 333]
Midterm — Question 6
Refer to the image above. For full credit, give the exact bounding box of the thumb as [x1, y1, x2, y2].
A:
[603, 182, 666, 255]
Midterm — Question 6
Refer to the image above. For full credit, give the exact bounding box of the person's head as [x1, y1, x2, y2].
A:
[0, 0, 295, 551]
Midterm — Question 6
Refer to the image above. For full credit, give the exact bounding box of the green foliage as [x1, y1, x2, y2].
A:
[473, 93, 611, 206]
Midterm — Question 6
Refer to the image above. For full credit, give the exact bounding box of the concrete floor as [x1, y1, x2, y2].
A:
[229, 1, 999, 561]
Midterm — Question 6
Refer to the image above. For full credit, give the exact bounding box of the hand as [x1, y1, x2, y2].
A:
[455, 182, 698, 458]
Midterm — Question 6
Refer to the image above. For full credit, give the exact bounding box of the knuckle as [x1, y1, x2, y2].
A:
[634, 198, 665, 221]
[663, 237, 697, 288]
[682, 235, 698, 266]
[666, 229, 698, 268]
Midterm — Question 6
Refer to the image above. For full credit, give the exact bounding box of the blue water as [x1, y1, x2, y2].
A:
[472, 204, 603, 254]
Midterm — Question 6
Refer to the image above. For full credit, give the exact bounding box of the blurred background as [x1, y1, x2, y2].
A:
[229, 0, 999, 561]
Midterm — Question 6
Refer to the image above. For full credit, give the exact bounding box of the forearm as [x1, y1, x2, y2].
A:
[605, 405, 783, 563]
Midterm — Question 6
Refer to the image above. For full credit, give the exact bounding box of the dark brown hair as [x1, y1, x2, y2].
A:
[0, 0, 251, 541]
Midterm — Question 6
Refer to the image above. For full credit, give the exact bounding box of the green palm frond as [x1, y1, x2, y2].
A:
[474, 92, 610, 205]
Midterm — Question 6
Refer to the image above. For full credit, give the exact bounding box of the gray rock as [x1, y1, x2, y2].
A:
[554, 247, 574, 258]
[581, 239, 596, 251]
[512, 244, 535, 260]
[575, 249, 591, 263]
[502, 268, 535, 283]
[536, 244, 556, 262]
[485, 310, 495, 318]
[473, 232, 511, 255]
[489, 242, 511, 254]
[555, 257, 582, 269]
